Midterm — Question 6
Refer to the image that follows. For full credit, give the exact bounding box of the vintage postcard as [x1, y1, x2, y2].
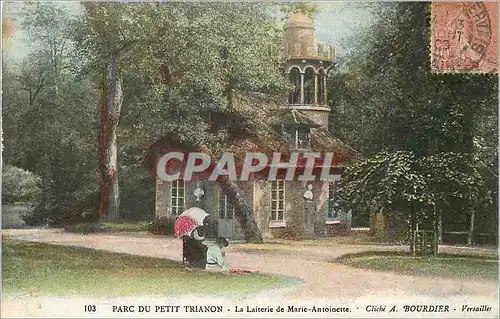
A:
[2, 1, 498, 318]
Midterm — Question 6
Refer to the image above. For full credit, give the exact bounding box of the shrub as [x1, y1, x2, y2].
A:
[323, 221, 351, 236]
[148, 216, 175, 235]
[276, 226, 303, 240]
[2, 165, 42, 204]
[23, 189, 99, 227]
[333, 221, 351, 236]
[119, 167, 155, 220]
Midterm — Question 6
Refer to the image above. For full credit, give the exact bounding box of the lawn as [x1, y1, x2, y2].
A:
[100, 220, 150, 233]
[336, 251, 498, 281]
[64, 220, 151, 234]
[2, 238, 291, 297]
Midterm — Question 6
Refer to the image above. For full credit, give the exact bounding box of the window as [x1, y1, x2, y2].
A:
[281, 126, 310, 149]
[271, 180, 285, 221]
[281, 125, 294, 147]
[218, 187, 235, 219]
[171, 179, 185, 215]
[297, 128, 311, 149]
[328, 181, 340, 219]
[288, 68, 301, 105]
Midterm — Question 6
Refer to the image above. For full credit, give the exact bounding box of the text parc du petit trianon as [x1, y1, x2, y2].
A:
[156, 152, 342, 182]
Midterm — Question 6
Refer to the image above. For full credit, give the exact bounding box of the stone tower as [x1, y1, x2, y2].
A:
[283, 13, 335, 130]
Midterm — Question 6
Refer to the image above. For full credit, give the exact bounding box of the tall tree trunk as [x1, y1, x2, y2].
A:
[410, 203, 416, 256]
[467, 209, 475, 246]
[437, 210, 443, 244]
[98, 54, 122, 221]
[217, 175, 263, 243]
[198, 146, 263, 243]
[432, 205, 439, 255]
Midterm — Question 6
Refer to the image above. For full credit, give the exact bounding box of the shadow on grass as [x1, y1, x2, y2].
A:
[334, 250, 499, 262]
[332, 250, 498, 281]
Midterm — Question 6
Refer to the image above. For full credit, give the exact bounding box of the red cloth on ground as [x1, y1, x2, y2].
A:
[229, 268, 252, 274]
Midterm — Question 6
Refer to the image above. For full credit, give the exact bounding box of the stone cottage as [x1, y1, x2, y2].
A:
[148, 13, 357, 239]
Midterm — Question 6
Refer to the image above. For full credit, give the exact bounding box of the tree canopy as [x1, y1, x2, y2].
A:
[330, 2, 497, 245]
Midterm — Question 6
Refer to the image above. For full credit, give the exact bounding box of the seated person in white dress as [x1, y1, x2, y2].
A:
[205, 237, 230, 270]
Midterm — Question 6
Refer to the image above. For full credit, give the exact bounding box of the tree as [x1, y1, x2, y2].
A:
[73, 3, 289, 242]
[2, 165, 42, 204]
[338, 150, 490, 253]
[4, 2, 99, 226]
[337, 151, 431, 253]
[330, 2, 498, 245]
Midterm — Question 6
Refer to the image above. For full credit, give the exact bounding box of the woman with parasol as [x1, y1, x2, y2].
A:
[174, 207, 210, 269]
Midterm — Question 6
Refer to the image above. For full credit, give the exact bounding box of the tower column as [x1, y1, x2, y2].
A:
[314, 73, 318, 104]
[323, 75, 327, 104]
[300, 73, 304, 104]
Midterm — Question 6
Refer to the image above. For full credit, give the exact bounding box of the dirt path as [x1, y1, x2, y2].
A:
[2, 229, 498, 318]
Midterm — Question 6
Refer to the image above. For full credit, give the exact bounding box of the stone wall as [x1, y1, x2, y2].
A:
[285, 23, 315, 57]
[253, 179, 273, 239]
[155, 176, 353, 240]
[155, 177, 170, 218]
[253, 179, 336, 239]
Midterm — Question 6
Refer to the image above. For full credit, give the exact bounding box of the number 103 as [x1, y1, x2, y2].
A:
[85, 305, 96, 312]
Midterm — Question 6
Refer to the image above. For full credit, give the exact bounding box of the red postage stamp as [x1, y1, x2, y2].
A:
[431, 2, 498, 74]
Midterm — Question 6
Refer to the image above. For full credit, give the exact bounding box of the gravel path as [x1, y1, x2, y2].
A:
[2, 229, 498, 318]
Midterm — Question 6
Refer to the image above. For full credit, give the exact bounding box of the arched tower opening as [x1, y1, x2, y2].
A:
[303, 67, 315, 105]
[281, 12, 335, 130]
[288, 67, 301, 105]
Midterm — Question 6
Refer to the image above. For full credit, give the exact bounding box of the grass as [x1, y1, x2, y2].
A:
[100, 220, 150, 233]
[2, 237, 290, 297]
[336, 251, 498, 281]
[64, 220, 151, 234]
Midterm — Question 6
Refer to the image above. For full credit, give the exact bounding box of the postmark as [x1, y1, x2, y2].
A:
[431, 2, 498, 74]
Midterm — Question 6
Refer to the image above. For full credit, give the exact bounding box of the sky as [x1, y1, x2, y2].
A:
[2, 1, 375, 60]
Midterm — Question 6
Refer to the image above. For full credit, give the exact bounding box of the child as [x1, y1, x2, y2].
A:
[205, 237, 230, 270]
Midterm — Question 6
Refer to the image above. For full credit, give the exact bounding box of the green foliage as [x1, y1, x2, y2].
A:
[330, 2, 497, 235]
[119, 167, 155, 220]
[338, 151, 490, 226]
[330, 3, 497, 157]
[99, 2, 290, 149]
[8, 2, 290, 226]
[4, 2, 99, 226]
[2, 165, 42, 204]
[339, 151, 429, 211]
[279, 3, 322, 18]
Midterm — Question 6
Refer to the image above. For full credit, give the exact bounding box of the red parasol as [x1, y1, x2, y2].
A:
[179, 207, 209, 226]
[174, 215, 198, 239]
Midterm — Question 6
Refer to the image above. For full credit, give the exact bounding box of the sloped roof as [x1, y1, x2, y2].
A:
[310, 127, 357, 165]
[145, 91, 357, 167]
[268, 108, 321, 127]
